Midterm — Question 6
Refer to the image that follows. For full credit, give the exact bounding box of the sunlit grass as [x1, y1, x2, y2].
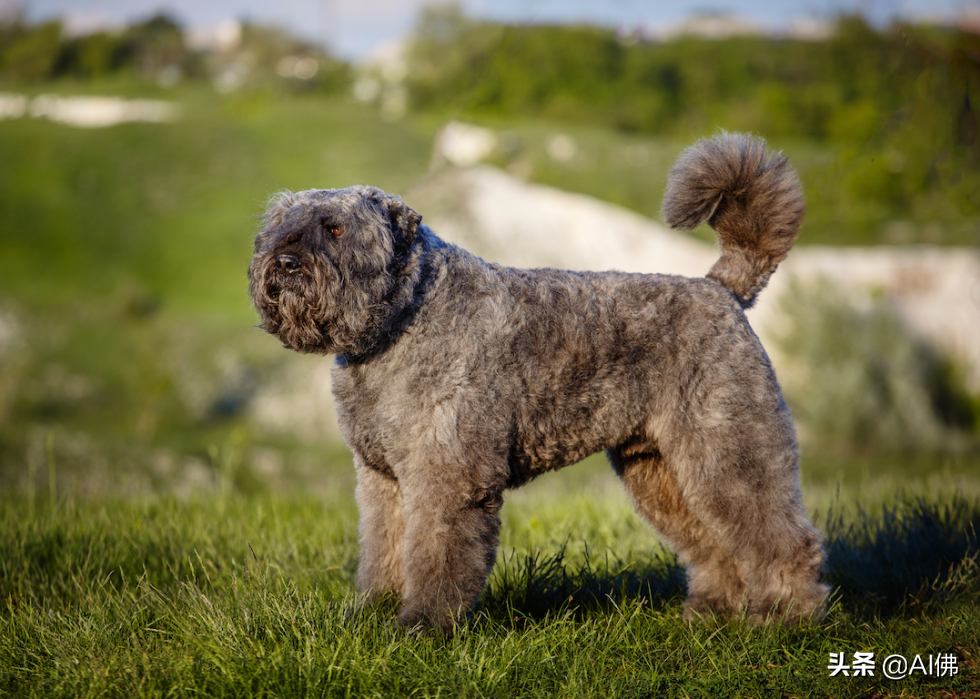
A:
[1, 477, 977, 698]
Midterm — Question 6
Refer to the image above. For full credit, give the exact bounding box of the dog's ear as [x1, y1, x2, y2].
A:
[387, 199, 422, 246]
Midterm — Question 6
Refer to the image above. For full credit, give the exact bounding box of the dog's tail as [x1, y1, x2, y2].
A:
[661, 131, 804, 309]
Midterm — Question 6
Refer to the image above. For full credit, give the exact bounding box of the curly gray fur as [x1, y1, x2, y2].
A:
[248, 132, 827, 635]
[661, 131, 804, 308]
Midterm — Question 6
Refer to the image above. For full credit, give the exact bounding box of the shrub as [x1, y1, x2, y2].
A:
[772, 278, 978, 454]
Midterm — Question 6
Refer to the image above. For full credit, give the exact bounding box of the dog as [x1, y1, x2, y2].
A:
[248, 131, 829, 634]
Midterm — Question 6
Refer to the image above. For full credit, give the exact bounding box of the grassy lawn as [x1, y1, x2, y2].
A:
[1, 467, 977, 698]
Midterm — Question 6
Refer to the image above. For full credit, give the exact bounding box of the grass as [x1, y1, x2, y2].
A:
[1, 473, 977, 698]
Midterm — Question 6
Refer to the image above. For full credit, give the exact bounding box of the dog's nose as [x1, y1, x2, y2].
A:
[275, 254, 301, 274]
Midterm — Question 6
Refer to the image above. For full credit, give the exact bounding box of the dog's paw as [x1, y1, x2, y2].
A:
[396, 605, 457, 637]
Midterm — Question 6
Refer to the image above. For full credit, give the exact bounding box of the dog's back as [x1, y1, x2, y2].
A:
[401, 245, 772, 485]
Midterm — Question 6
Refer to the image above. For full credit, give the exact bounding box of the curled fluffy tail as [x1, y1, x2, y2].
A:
[661, 132, 804, 309]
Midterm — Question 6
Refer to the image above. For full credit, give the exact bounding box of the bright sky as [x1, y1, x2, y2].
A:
[15, 0, 978, 61]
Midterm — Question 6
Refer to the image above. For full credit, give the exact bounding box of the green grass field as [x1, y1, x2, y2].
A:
[1, 83, 978, 697]
[1, 462, 978, 698]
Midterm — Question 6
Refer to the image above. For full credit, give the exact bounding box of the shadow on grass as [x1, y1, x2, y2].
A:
[823, 494, 980, 616]
[481, 495, 980, 622]
[481, 544, 687, 622]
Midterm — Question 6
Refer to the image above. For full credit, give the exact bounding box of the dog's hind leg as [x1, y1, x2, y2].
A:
[354, 456, 407, 605]
[609, 441, 748, 619]
[665, 404, 829, 623]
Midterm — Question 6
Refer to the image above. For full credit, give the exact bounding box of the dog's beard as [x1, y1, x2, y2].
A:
[250, 259, 333, 354]
[273, 287, 331, 353]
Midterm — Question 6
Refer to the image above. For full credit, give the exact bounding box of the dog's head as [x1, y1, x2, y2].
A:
[248, 186, 423, 356]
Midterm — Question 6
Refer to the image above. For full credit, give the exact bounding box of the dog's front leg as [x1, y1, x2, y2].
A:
[396, 467, 503, 635]
[354, 455, 407, 605]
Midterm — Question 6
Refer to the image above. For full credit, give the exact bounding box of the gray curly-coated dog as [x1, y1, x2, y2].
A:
[249, 132, 829, 634]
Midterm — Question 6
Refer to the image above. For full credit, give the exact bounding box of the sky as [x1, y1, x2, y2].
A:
[13, 0, 979, 62]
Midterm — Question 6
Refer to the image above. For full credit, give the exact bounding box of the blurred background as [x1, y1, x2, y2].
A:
[0, 0, 978, 502]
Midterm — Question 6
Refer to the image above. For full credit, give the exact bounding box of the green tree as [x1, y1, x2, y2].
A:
[57, 31, 128, 78]
[0, 20, 62, 81]
[121, 13, 186, 77]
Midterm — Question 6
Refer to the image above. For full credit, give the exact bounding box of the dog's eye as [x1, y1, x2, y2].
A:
[323, 220, 343, 238]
